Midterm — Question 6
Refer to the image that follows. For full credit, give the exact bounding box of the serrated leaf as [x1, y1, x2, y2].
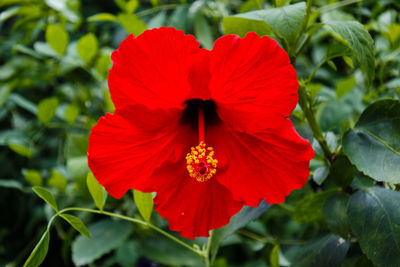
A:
[87, 13, 117, 22]
[347, 187, 400, 267]
[133, 190, 153, 222]
[343, 99, 400, 183]
[86, 172, 106, 211]
[72, 219, 132, 266]
[37, 97, 59, 125]
[223, 2, 306, 47]
[323, 193, 351, 238]
[60, 214, 90, 238]
[117, 13, 147, 36]
[45, 24, 68, 55]
[327, 155, 355, 187]
[293, 234, 349, 267]
[23, 230, 50, 267]
[293, 188, 339, 223]
[77, 33, 98, 65]
[32, 186, 58, 212]
[325, 21, 375, 85]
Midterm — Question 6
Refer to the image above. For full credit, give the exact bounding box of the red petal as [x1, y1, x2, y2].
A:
[108, 27, 200, 110]
[207, 119, 314, 206]
[209, 32, 298, 132]
[88, 105, 196, 198]
[152, 160, 243, 239]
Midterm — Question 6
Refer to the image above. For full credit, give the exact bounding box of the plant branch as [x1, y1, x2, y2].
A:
[298, 82, 333, 161]
[56, 207, 204, 257]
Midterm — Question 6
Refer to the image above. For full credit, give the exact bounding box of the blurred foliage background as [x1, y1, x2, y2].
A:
[1, 0, 400, 266]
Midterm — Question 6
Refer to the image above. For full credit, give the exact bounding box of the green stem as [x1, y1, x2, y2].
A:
[204, 230, 214, 267]
[54, 207, 204, 257]
[136, 4, 181, 17]
[298, 82, 333, 161]
[291, 0, 312, 62]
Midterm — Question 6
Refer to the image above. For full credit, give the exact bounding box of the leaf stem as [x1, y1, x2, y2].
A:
[55, 207, 204, 257]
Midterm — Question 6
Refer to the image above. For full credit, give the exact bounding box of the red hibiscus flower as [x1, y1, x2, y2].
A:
[88, 27, 314, 239]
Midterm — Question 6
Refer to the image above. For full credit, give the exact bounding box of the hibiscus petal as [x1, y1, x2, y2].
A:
[108, 27, 200, 109]
[88, 105, 196, 198]
[209, 32, 298, 132]
[207, 119, 314, 206]
[152, 160, 243, 239]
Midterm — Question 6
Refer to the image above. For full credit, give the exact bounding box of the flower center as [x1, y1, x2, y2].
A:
[186, 141, 217, 182]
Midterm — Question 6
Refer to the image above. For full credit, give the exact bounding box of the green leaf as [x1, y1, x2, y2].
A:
[293, 234, 349, 267]
[32, 186, 58, 211]
[117, 13, 147, 36]
[115, 241, 140, 267]
[325, 21, 375, 85]
[65, 104, 79, 124]
[45, 24, 68, 55]
[47, 169, 67, 192]
[347, 187, 400, 267]
[95, 54, 112, 79]
[8, 144, 33, 158]
[323, 193, 351, 238]
[77, 33, 99, 65]
[133, 190, 153, 222]
[87, 13, 117, 22]
[125, 0, 139, 13]
[211, 201, 270, 260]
[327, 155, 355, 187]
[141, 233, 203, 267]
[222, 16, 269, 37]
[312, 166, 329, 185]
[45, 0, 79, 22]
[293, 188, 339, 223]
[270, 245, 280, 267]
[23, 230, 50, 267]
[87, 172, 106, 211]
[72, 219, 132, 266]
[343, 99, 400, 183]
[194, 15, 213, 50]
[60, 214, 90, 238]
[0, 84, 13, 106]
[37, 97, 59, 125]
[22, 169, 43, 186]
[336, 76, 356, 99]
[223, 2, 306, 47]
[8, 93, 38, 114]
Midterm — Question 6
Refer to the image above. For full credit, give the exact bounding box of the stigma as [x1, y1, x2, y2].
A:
[186, 141, 218, 182]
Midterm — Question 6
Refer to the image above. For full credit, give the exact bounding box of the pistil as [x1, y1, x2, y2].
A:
[185, 102, 218, 182]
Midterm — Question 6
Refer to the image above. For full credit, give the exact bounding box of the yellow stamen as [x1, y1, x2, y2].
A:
[185, 141, 217, 182]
